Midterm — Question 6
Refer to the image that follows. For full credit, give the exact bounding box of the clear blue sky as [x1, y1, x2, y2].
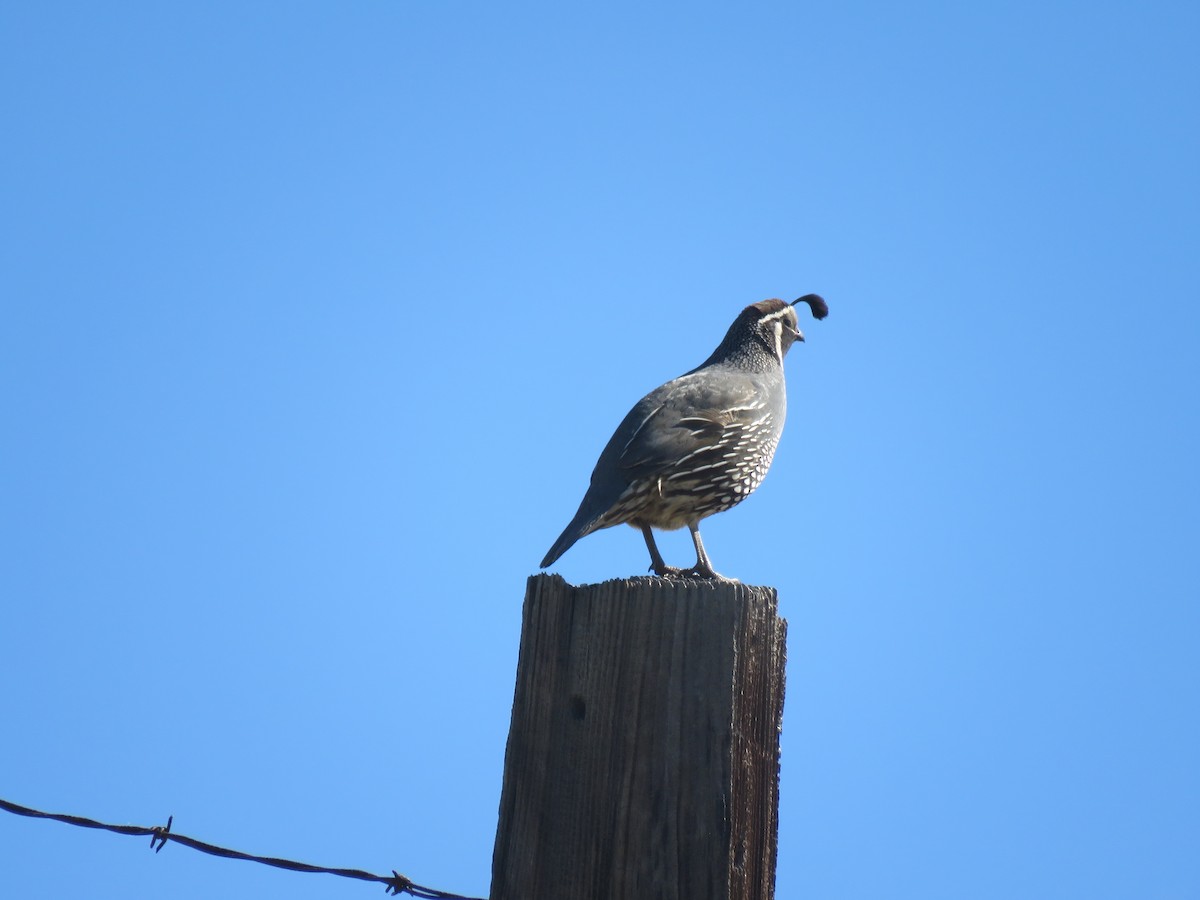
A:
[2, 2, 1197, 898]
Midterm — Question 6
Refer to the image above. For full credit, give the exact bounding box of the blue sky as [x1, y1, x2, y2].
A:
[2, 2, 1197, 898]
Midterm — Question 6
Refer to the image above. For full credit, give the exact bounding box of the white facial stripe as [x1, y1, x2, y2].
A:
[758, 307, 794, 326]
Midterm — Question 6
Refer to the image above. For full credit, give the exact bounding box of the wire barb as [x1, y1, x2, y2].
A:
[385, 870, 414, 895]
[0, 796, 482, 900]
[150, 814, 172, 853]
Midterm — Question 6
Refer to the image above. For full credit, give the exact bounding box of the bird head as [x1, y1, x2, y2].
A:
[744, 294, 828, 364]
[701, 293, 828, 372]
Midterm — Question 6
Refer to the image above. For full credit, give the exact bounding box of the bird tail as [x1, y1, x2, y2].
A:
[540, 505, 602, 569]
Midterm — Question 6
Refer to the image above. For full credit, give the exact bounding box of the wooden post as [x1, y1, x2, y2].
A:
[490, 573, 787, 900]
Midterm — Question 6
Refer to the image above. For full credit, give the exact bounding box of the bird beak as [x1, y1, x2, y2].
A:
[795, 329, 805, 343]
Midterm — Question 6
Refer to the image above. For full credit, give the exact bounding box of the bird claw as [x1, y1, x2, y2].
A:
[648, 562, 686, 578]
[648, 562, 738, 582]
[682, 568, 738, 582]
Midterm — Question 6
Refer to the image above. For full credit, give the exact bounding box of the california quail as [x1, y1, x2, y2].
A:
[540, 294, 828, 580]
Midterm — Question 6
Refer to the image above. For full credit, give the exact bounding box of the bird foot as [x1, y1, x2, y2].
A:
[648, 562, 686, 578]
[681, 564, 738, 582]
[681, 561, 734, 580]
[648, 562, 738, 582]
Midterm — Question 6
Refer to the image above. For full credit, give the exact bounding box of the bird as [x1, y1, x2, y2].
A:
[540, 294, 828, 580]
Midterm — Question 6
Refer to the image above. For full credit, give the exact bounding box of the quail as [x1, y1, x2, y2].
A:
[540, 294, 828, 580]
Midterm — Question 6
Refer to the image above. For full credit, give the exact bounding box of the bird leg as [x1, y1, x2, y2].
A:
[641, 525, 684, 577]
[682, 522, 736, 581]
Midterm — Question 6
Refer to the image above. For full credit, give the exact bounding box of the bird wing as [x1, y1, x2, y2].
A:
[614, 373, 764, 475]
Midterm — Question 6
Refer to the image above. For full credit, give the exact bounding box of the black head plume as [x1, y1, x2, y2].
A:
[792, 294, 829, 320]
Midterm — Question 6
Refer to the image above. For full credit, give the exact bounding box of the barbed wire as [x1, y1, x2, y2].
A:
[0, 796, 484, 899]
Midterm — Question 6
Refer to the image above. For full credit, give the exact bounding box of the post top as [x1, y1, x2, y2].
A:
[529, 571, 779, 602]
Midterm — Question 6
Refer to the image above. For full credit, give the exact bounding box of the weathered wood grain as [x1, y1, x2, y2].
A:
[490, 573, 787, 900]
